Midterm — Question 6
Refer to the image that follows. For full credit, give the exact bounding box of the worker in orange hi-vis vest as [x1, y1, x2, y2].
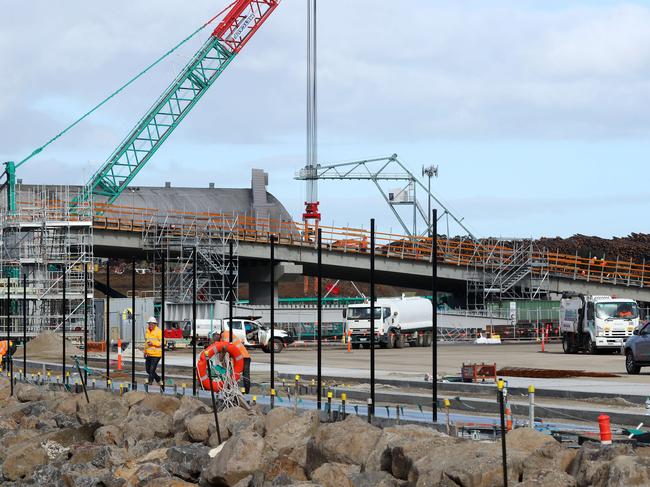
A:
[0, 340, 16, 370]
[219, 329, 251, 393]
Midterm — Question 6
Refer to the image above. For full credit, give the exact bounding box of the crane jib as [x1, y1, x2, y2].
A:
[75, 0, 280, 206]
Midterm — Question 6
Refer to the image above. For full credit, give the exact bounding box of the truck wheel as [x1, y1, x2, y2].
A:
[587, 337, 597, 355]
[626, 350, 641, 375]
[422, 333, 432, 347]
[272, 339, 284, 354]
[562, 336, 574, 354]
[416, 334, 424, 347]
[395, 334, 405, 349]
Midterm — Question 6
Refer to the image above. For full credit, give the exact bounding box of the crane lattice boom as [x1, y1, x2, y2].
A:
[77, 0, 280, 205]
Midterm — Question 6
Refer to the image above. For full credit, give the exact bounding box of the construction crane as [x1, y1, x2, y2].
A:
[2, 0, 281, 211]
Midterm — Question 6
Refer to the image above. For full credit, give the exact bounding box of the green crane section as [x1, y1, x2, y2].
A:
[76, 37, 234, 205]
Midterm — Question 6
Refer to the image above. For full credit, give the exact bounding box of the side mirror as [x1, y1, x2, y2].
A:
[634, 329, 640, 336]
[393, 311, 398, 317]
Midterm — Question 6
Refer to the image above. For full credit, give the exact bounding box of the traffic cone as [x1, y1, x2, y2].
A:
[347, 331, 352, 353]
[117, 338, 122, 371]
[505, 401, 513, 432]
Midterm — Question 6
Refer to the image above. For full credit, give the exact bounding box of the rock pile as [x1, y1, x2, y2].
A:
[15, 331, 82, 362]
[2, 378, 650, 486]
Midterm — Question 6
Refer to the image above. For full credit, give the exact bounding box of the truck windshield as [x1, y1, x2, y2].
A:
[347, 307, 389, 320]
[596, 302, 638, 320]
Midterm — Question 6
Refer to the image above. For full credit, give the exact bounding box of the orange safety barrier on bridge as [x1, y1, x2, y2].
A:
[8, 199, 650, 290]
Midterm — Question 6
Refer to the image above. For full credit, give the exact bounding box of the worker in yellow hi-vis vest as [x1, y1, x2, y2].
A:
[144, 317, 162, 387]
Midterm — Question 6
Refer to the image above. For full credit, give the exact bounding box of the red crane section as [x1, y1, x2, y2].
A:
[213, 0, 280, 54]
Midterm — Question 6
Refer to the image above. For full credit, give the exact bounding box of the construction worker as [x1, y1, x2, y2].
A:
[0, 340, 16, 370]
[219, 329, 251, 394]
[144, 317, 162, 387]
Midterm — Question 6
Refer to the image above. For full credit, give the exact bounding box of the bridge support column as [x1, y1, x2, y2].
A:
[244, 262, 303, 306]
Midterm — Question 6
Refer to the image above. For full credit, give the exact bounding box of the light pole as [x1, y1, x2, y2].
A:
[422, 165, 438, 236]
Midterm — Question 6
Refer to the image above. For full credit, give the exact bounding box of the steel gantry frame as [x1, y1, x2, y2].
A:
[296, 153, 477, 240]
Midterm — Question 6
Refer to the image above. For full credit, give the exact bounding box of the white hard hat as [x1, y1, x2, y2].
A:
[147, 316, 158, 324]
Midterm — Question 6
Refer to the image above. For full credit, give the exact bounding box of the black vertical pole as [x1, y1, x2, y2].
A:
[270, 235, 275, 399]
[106, 260, 110, 380]
[22, 274, 26, 375]
[229, 240, 233, 343]
[432, 209, 438, 423]
[131, 256, 136, 389]
[498, 381, 508, 486]
[84, 261, 88, 383]
[317, 229, 322, 411]
[62, 267, 66, 384]
[192, 247, 197, 396]
[7, 276, 12, 396]
[161, 257, 166, 387]
[370, 219, 375, 420]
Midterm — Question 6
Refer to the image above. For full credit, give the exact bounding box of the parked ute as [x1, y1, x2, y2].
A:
[622, 321, 650, 374]
[183, 318, 293, 353]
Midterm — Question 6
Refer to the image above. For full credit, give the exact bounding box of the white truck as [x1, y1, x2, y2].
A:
[183, 318, 294, 353]
[345, 296, 433, 349]
[560, 293, 639, 354]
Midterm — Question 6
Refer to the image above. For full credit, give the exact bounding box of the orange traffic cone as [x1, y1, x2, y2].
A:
[347, 331, 352, 353]
[117, 338, 123, 371]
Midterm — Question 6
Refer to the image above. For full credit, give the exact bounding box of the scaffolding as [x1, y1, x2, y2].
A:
[0, 185, 95, 339]
[466, 239, 549, 308]
[143, 212, 239, 304]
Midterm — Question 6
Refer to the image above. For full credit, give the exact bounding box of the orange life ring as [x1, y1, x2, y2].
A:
[196, 340, 245, 392]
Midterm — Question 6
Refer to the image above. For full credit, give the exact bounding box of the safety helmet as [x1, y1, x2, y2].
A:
[147, 316, 158, 324]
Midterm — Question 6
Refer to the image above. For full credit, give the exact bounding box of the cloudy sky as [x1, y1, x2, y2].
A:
[1, 0, 649, 238]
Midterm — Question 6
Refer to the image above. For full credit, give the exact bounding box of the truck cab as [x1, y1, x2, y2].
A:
[560, 294, 639, 354]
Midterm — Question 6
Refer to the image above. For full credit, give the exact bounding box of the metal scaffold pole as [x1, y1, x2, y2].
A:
[22, 274, 26, 375]
[192, 247, 197, 396]
[131, 257, 136, 389]
[84, 261, 88, 383]
[7, 276, 12, 396]
[317, 229, 322, 412]
[106, 260, 110, 380]
[432, 209, 438, 423]
[270, 235, 276, 400]
[62, 267, 66, 384]
[161, 257, 166, 387]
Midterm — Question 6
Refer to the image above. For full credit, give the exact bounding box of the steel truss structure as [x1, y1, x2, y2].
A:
[0, 186, 95, 338]
[143, 213, 239, 305]
[296, 154, 476, 240]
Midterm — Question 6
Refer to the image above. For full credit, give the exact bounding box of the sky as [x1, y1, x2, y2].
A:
[1, 0, 649, 238]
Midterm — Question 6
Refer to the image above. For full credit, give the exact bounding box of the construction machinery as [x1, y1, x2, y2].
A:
[3, 0, 281, 210]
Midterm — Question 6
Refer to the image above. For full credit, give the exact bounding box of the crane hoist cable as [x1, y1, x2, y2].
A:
[2, 1, 237, 211]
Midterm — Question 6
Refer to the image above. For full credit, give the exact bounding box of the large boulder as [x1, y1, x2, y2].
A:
[311, 462, 360, 487]
[163, 444, 211, 483]
[518, 469, 576, 487]
[173, 396, 210, 433]
[141, 395, 181, 417]
[208, 408, 266, 446]
[262, 409, 320, 481]
[77, 397, 129, 427]
[507, 428, 557, 454]
[14, 383, 45, 403]
[122, 404, 173, 444]
[312, 415, 382, 467]
[348, 470, 406, 487]
[570, 442, 650, 486]
[187, 413, 217, 443]
[2, 436, 50, 480]
[94, 425, 124, 446]
[127, 462, 172, 487]
[201, 430, 265, 486]
[365, 424, 450, 479]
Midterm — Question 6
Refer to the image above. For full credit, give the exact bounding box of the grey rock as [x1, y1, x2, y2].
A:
[201, 430, 265, 486]
[164, 443, 211, 482]
[173, 396, 210, 433]
[54, 414, 79, 429]
[312, 415, 382, 467]
[94, 425, 124, 446]
[122, 404, 173, 442]
[77, 398, 128, 427]
[14, 383, 44, 403]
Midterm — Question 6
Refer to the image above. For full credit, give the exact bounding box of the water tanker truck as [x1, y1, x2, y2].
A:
[560, 293, 639, 354]
[344, 295, 433, 349]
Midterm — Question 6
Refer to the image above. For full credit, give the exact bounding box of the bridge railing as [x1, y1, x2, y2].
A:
[87, 202, 650, 290]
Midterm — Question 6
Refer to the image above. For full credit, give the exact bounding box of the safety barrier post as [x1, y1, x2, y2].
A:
[294, 375, 301, 412]
[444, 398, 451, 434]
[317, 230, 322, 412]
[270, 388, 276, 409]
[528, 385, 535, 429]
[252, 395, 257, 406]
[432, 209, 438, 424]
[107, 379, 112, 392]
[599, 414, 612, 445]
[497, 379, 508, 487]
[327, 391, 333, 421]
[370, 219, 376, 420]
[106, 260, 111, 381]
[341, 393, 347, 419]
[23, 274, 26, 377]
